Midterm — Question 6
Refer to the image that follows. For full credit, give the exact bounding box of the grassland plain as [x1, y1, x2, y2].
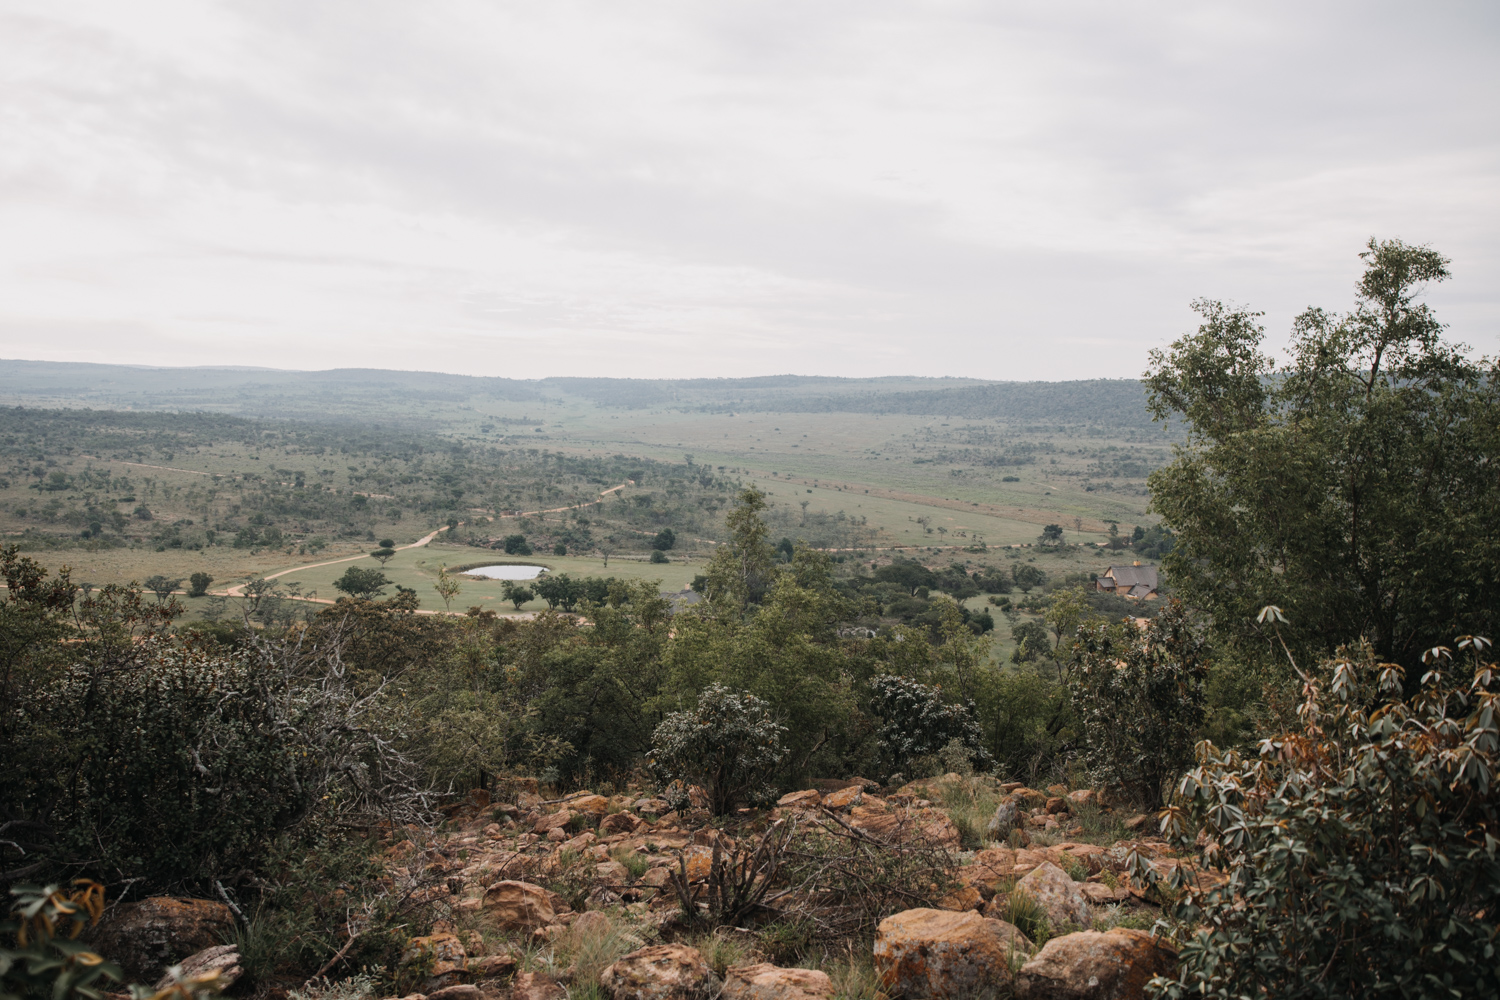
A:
[1, 365, 1173, 629]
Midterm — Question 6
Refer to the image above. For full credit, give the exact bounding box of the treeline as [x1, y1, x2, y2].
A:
[3, 360, 1163, 427]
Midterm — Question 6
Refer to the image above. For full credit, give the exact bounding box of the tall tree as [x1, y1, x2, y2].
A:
[701, 487, 777, 608]
[1145, 239, 1500, 670]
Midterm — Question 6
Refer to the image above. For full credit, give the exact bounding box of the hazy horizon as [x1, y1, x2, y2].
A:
[3, 2, 1496, 379]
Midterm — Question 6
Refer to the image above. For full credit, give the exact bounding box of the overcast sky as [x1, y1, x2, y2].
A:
[1, 1, 1496, 380]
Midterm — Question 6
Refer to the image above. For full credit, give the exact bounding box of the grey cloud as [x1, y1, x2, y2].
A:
[0, 1, 1495, 377]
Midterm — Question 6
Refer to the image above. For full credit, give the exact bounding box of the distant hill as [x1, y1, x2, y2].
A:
[0, 359, 1156, 427]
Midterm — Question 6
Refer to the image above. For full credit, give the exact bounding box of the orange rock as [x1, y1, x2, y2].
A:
[821, 785, 863, 810]
[470, 954, 518, 978]
[936, 886, 984, 912]
[403, 932, 467, 977]
[600, 812, 643, 835]
[777, 789, 822, 808]
[561, 831, 599, 853]
[87, 897, 236, 983]
[1045, 797, 1069, 815]
[639, 867, 672, 888]
[513, 971, 567, 1000]
[918, 810, 962, 848]
[874, 908, 1033, 998]
[569, 794, 612, 815]
[722, 963, 833, 1000]
[428, 986, 482, 1000]
[1013, 788, 1048, 807]
[482, 880, 556, 931]
[1078, 883, 1126, 906]
[600, 943, 716, 1000]
[535, 808, 576, 833]
[1016, 928, 1176, 999]
[677, 845, 714, 881]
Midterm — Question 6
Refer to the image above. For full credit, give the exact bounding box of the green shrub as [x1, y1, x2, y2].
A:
[648, 684, 786, 815]
[869, 675, 992, 779]
[757, 919, 815, 965]
[1070, 601, 1207, 806]
[1, 552, 433, 897]
[1148, 637, 1500, 999]
[240, 831, 423, 982]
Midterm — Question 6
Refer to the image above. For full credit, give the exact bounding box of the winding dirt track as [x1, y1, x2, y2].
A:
[219, 527, 448, 597]
[217, 482, 632, 602]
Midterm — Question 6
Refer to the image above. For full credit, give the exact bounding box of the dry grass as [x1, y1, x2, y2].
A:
[797, 943, 884, 1000]
[936, 776, 1006, 851]
[683, 929, 754, 978]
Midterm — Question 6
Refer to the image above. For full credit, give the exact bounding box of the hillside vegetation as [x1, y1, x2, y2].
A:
[2, 240, 1496, 1000]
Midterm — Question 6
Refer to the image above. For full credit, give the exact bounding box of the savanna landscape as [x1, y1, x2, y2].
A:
[3, 241, 1497, 1000]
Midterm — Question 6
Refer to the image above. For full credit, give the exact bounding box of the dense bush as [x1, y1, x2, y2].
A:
[649, 684, 786, 815]
[0, 548, 433, 896]
[869, 675, 991, 779]
[1149, 637, 1500, 998]
[1070, 601, 1207, 806]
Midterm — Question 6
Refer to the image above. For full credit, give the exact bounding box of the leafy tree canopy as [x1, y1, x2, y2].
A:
[1145, 238, 1500, 670]
[332, 566, 390, 599]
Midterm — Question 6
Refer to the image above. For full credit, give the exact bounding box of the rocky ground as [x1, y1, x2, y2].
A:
[95, 775, 1217, 1000]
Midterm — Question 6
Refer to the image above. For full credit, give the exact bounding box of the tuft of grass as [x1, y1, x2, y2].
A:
[758, 919, 815, 965]
[1005, 889, 1052, 948]
[938, 777, 1005, 851]
[1073, 802, 1128, 845]
[1091, 906, 1155, 933]
[811, 944, 883, 1000]
[553, 912, 646, 993]
[686, 930, 753, 979]
[610, 844, 650, 880]
[1059, 854, 1088, 882]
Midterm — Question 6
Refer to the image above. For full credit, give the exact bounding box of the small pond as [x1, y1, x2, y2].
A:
[462, 564, 548, 581]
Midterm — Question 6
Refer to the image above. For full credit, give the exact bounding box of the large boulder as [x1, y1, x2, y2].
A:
[568, 794, 612, 816]
[873, 908, 1033, 999]
[600, 811, 643, 835]
[722, 963, 833, 1000]
[986, 799, 1019, 840]
[153, 944, 242, 992]
[402, 932, 467, 981]
[1015, 928, 1177, 999]
[1015, 862, 1091, 930]
[776, 789, 821, 809]
[482, 880, 556, 931]
[676, 846, 715, 881]
[600, 944, 717, 1000]
[821, 786, 863, 811]
[534, 809, 575, 834]
[87, 897, 235, 982]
